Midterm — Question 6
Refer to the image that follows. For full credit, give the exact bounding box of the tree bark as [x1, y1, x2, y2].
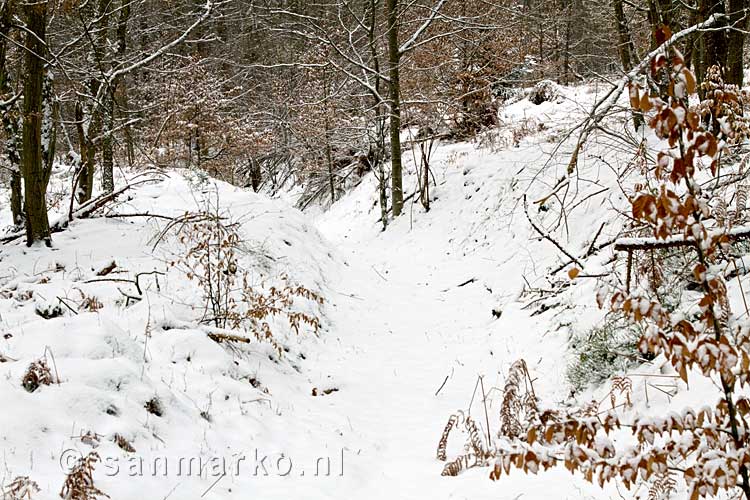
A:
[386, 0, 403, 217]
[76, 102, 96, 204]
[697, 0, 728, 89]
[21, 0, 51, 246]
[101, 86, 114, 192]
[365, 0, 388, 230]
[117, 0, 133, 168]
[613, 0, 634, 71]
[101, 0, 131, 191]
[0, 0, 22, 226]
[726, 0, 746, 86]
[561, 0, 571, 84]
[613, 0, 643, 129]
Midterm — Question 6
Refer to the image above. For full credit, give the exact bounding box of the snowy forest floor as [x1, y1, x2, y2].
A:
[310, 201, 607, 499]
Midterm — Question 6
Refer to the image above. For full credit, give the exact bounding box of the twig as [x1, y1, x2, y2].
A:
[586, 222, 606, 256]
[479, 375, 492, 448]
[523, 195, 583, 268]
[435, 375, 449, 396]
[44, 346, 61, 385]
[371, 266, 388, 282]
[57, 296, 79, 315]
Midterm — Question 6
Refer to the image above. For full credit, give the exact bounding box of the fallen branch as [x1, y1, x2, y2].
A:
[2, 178, 157, 245]
[57, 297, 79, 315]
[85, 270, 164, 296]
[149, 212, 230, 251]
[96, 261, 117, 276]
[523, 195, 583, 268]
[207, 332, 252, 344]
[549, 237, 617, 276]
[566, 13, 727, 174]
[614, 226, 750, 252]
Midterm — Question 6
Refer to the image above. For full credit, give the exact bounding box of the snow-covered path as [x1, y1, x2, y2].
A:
[311, 207, 604, 499]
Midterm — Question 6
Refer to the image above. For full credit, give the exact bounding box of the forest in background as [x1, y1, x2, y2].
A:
[2, 0, 747, 243]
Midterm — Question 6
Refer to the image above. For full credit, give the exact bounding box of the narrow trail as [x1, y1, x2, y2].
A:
[309, 221, 570, 499]
[317, 238, 482, 498]
[308, 194, 605, 499]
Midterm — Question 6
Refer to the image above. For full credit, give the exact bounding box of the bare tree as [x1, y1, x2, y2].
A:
[21, 0, 52, 245]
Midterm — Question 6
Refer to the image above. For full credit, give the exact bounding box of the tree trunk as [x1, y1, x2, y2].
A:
[21, 0, 51, 246]
[685, 6, 700, 70]
[75, 102, 96, 204]
[367, 0, 388, 230]
[42, 72, 56, 178]
[562, 1, 571, 84]
[101, 85, 114, 193]
[697, 0, 728, 89]
[119, 0, 134, 168]
[419, 141, 430, 211]
[726, 0, 746, 86]
[613, 0, 643, 129]
[101, 0, 131, 189]
[323, 68, 336, 205]
[386, 0, 403, 218]
[0, 0, 22, 226]
[613, 0, 634, 71]
[76, 102, 95, 204]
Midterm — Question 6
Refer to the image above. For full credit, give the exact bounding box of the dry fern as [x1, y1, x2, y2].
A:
[2, 476, 40, 499]
[464, 416, 485, 457]
[79, 431, 100, 448]
[436, 412, 491, 476]
[441, 453, 483, 477]
[79, 295, 103, 312]
[59, 452, 109, 500]
[609, 376, 633, 410]
[715, 199, 727, 228]
[437, 413, 460, 461]
[499, 359, 537, 439]
[648, 472, 677, 500]
[736, 183, 747, 225]
[113, 434, 135, 453]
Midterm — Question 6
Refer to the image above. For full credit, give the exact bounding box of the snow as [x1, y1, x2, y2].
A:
[0, 84, 743, 499]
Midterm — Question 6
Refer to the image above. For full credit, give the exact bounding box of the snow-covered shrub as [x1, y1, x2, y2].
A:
[566, 315, 641, 393]
[21, 358, 54, 393]
[477, 117, 541, 151]
[169, 202, 323, 354]
[484, 37, 750, 500]
[527, 79, 560, 105]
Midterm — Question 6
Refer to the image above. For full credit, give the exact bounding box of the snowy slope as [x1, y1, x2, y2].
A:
[0, 173, 360, 499]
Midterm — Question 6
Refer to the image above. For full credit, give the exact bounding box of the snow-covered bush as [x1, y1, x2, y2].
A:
[486, 37, 750, 500]
[527, 80, 561, 105]
[168, 201, 323, 354]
